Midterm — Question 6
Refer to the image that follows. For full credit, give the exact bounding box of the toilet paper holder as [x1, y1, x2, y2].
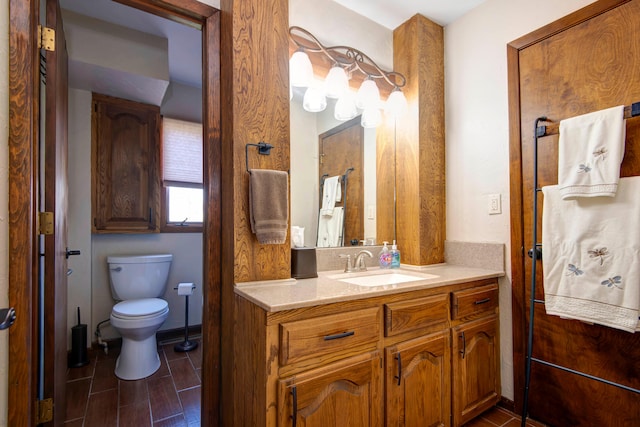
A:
[173, 283, 198, 352]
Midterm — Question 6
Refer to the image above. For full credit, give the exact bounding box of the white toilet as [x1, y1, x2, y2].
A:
[107, 254, 173, 380]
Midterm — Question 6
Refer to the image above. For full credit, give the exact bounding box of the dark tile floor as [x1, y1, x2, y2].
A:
[65, 339, 201, 426]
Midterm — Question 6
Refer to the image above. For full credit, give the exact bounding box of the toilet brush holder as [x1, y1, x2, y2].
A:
[69, 307, 89, 368]
[174, 283, 198, 353]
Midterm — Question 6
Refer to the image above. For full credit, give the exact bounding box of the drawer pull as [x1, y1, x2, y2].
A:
[291, 386, 298, 427]
[394, 354, 402, 386]
[474, 298, 491, 305]
[323, 331, 355, 341]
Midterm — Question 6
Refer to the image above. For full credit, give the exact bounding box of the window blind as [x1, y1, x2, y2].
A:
[163, 117, 203, 184]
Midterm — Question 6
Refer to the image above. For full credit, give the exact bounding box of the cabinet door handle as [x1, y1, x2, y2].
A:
[474, 297, 491, 305]
[323, 331, 354, 341]
[394, 353, 402, 386]
[460, 332, 466, 359]
[291, 386, 297, 427]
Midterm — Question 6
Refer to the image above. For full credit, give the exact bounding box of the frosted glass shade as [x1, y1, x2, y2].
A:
[356, 78, 381, 110]
[302, 86, 327, 112]
[384, 89, 408, 119]
[361, 107, 382, 128]
[325, 66, 349, 99]
[334, 93, 357, 121]
[289, 51, 313, 88]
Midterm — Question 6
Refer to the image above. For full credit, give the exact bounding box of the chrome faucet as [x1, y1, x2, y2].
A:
[339, 254, 356, 273]
[354, 250, 373, 271]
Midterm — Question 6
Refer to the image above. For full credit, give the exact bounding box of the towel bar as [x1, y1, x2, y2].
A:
[245, 142, 273, 172]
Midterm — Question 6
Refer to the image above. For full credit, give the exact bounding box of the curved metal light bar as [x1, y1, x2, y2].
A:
[289, 26, 406, 90]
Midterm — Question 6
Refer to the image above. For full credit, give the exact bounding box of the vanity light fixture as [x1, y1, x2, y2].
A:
[289, 26, 407, 127]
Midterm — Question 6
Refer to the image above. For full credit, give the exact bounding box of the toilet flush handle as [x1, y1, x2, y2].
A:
[110, 266, 122, 272]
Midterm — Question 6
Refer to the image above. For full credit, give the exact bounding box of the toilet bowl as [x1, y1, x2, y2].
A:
[107, 254, 172, 380]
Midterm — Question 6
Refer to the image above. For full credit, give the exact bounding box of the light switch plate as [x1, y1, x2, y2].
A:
[488, 194, 502, 215]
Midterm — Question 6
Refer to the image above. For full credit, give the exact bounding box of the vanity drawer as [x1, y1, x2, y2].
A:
[384, 293, 449, 336]
[451, 282, 498, 320]
[280, 307, 381, 366]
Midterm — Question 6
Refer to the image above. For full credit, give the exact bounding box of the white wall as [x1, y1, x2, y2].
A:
[444, 0, 596, 401]
[0, 2, 9, 425]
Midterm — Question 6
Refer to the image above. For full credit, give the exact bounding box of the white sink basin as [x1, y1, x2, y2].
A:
[337, 272, 439, 287]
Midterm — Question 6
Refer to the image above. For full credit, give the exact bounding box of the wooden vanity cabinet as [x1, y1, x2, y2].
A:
[451, 283, 501, 426]
[92, 93, 161, 233]
[234, 278, 500, 427]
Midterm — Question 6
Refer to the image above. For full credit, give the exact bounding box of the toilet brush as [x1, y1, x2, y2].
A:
[69, 307, 89, 367]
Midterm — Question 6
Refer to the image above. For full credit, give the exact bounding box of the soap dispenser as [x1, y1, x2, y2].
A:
[379, 241, 392, 269]
[390, 240, 401, 269]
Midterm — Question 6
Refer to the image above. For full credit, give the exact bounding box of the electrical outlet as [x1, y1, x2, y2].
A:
[367, 205, 375, 219]
[488, 194, 502, 215]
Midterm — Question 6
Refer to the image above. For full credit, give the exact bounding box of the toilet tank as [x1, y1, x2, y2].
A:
[107, 254, 173, 300]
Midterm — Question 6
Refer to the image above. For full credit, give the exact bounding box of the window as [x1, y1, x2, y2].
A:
[161, 117, 204, 232]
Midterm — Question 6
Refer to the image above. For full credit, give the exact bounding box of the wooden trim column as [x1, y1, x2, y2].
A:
[219, 0, 290, 424]
[378, 14, 445, 265]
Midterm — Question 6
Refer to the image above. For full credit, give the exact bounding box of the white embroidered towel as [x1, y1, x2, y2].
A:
[558, 105, 625, 199]
[316, 206, 344, 248]
[320, 176, 341, 217]
[542, 176, 640, 332]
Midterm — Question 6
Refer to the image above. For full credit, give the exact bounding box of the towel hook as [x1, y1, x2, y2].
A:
[245, 142, 274, 172]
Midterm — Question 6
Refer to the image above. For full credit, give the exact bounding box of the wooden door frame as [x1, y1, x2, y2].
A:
[8, 0, 221, 425]
[506, 0, 631, 415]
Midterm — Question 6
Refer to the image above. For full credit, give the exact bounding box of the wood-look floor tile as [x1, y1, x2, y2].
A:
[65, 378, 90, 421]
[168, 358, 200, 391]
[163, 344, 187, 361]
[178, 387, 201, 426]
[91, 357, 118, 393]
[153, 414, 188, 426]
[148, 375, 182, 421]
[119, 399, 152, 427]
[119, 378, 149, 407]
[464, 417, 500, 427]
[67, 359, 95, 381]
[185, 342, 201, 369]
[150, 349, 170, 379]
[63, 419, 84, 426]
[482, 406, 515, 425]
[84, 389, 118, 427]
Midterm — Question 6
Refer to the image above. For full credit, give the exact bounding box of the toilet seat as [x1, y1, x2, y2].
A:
[112, 298, 168, 320]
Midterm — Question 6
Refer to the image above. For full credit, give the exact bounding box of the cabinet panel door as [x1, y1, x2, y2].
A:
[278, 352, 383, 427]
[92, 93, 161, 232]
[452, 315, 500, 426]
[385, 331, 450, 427]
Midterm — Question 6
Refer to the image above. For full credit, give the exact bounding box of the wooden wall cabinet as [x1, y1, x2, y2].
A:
[92, 93, 161, 233]
[234, 278, 500, 427]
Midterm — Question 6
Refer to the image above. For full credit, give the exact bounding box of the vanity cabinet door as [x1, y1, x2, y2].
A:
[278, 351, 383, 427]
[385, 331, 451, 427]
[92, 93, 161, 233]
[451, 314, 500, 427]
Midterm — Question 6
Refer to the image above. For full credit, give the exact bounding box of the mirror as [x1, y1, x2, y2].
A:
[290, 94, 388, 247]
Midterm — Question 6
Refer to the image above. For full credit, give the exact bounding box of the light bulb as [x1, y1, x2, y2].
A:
[361, 107, 382, 128]
[324, 65, 349, 99]
[302, 85, 327, 113]
[384, 88, 408, 119]
[289, 50, 313, 88]
[356, 78, 381, 110]
[334, 92, 357, 121]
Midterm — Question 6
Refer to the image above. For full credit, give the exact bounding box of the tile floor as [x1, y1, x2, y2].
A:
[464, 405, 549, 427]
[64, 339, 201, 426]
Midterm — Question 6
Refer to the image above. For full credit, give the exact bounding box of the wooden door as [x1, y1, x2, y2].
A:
[43, 0, 69, 424]
[385, 332, 451, 427]
[319, 116, 364, 246]
[278, 352, 383, 427]
[451, 315, 499, 427]
[509, 1, 640, 425]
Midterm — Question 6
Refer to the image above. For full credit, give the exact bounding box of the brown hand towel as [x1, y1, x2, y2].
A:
[249, 169, 289, 244]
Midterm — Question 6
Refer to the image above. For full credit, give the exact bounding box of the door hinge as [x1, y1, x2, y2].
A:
[35, 398, 53, 424]
[38, 212, 54, 235]
[38, 25, 55, 51]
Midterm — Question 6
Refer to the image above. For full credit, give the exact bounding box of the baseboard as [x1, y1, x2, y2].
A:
[498, 396, 516, 413]
[157, 324, 202, 344]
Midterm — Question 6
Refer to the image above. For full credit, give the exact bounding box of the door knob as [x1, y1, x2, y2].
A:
[0, 308, 16, 330]
[66, 248, 81, 259]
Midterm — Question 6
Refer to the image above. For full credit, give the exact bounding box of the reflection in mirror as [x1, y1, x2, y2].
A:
[290, 96, 378, 247]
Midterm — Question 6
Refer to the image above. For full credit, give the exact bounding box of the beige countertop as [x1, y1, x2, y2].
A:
[235, 263, 505, 312]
